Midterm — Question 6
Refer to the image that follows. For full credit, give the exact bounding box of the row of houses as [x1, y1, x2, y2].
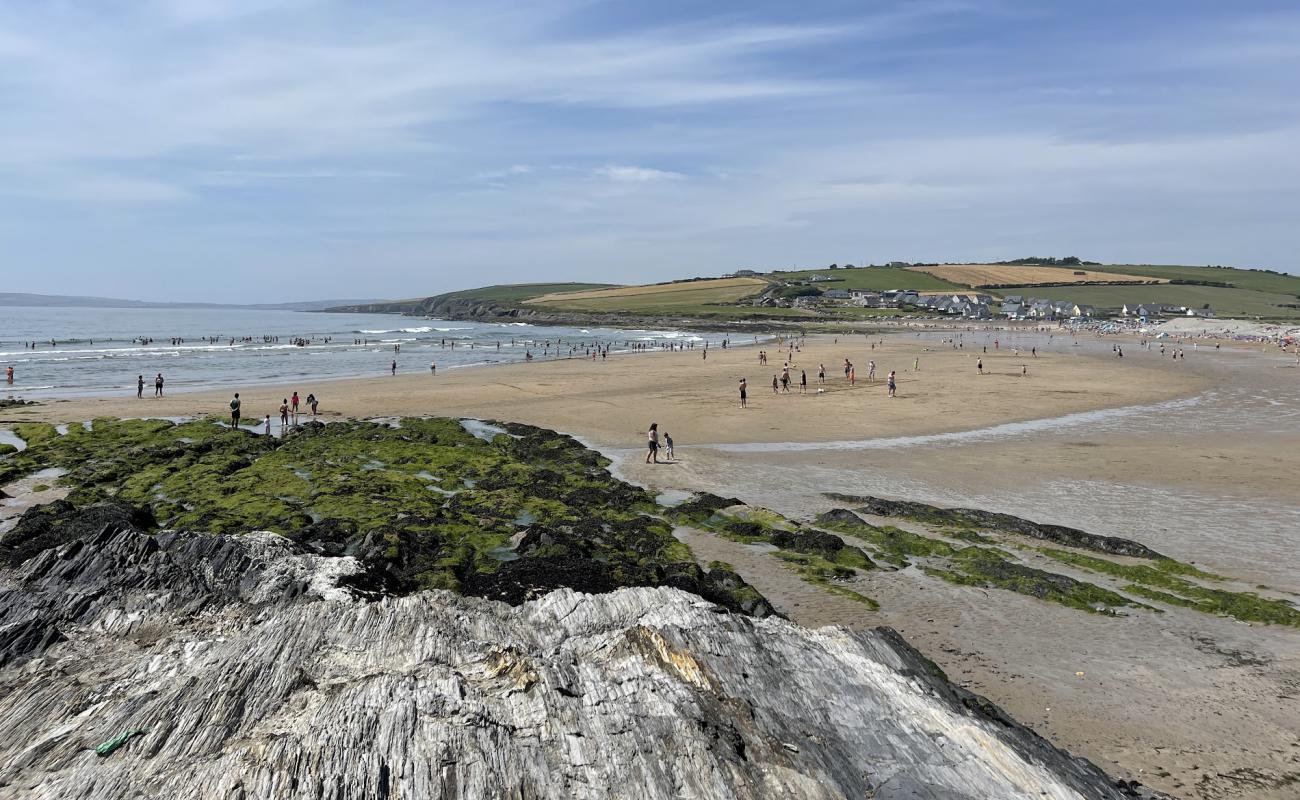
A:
[1000, 296, 1096, 320]
[1119, 302, 1215, 319]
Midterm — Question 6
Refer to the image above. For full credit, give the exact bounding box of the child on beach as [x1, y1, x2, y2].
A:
[280, 399, 290, 429]
[229, 393, 241, 427]
[264, 415, 271, 435]
[307, 393, 318, 416]
[772, 375, 779, 394]
[291, 392, 299, 415]
[868, 361, 876, 382]
[663, 432, 674, 461]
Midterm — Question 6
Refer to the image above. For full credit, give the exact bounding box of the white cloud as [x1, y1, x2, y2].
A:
[594, 165, 685, 183]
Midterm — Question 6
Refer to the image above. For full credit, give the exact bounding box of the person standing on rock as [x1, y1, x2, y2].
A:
[646, 423, 661, 464]
[229, 393, 241, 427]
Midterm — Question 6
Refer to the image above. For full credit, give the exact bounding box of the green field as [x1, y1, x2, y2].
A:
[1030, 284, 1300, 319]
[1089, 264, 1300, 295]
[440, 283, 615, 303]
[771, 267, 964, 292]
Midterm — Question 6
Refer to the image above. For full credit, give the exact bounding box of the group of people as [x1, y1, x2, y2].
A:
[740, 357, 895, 406]
[229, 390, 319, 434]
[136, 373, 165, 397]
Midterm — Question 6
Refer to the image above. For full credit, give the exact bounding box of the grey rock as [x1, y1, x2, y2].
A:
[0, 528, 1164, 799]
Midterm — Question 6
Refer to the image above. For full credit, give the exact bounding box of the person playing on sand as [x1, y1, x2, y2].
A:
[663, 431, 675, 461]
[307, 393, 318, 416]
[646, 423, 660, 464]
[280, 399, 290, 430]
[887, 370, 897, 397]
[229, 393, 241, 427]
[739, 378, 747, 408]
[977, 357, 983, 374]
[264, 414, 271, 435]
[154, 373, 164, 397]
[772, 375, 779, 394]
[137, 375, 144, 399]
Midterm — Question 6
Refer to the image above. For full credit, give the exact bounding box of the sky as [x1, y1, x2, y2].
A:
[1, 0, 1298, 303]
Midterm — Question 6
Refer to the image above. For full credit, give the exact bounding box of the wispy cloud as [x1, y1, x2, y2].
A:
[594, 165, 685, 183]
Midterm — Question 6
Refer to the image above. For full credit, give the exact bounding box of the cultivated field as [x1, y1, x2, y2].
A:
[908, 264, 1161, 287]
[524, 277, 768, 311]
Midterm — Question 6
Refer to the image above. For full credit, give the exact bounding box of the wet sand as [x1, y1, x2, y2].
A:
[5, 330, 1300, 798]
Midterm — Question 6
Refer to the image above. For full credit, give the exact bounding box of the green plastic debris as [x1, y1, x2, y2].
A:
[95, 728, 146, 757]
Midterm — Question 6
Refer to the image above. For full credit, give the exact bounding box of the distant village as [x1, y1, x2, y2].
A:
[742, 272, 1216, 321]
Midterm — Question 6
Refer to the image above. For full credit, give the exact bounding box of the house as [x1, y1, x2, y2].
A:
[1121, 302, 1146, 316]
[1072, 304, 1097, 318]
[1186, 307, 1216, 318]
[850, 291, 882, 307]
[1002, 295, 1023, 305]
[964, 303, 992, 319]
[1136, 304, 1165, 318]
[808, 274, 835, 282]
[1001, 302, 1024, 318]
[888, 261, 911, 268]
[823, 289, 851, 300]
[732, 269, 760, 277]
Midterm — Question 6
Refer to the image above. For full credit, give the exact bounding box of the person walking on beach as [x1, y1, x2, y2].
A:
[977, 357, 983, 374]
[818, 364, 825, 384]
[867, 361, 876, 382]
[739, 378, 747, 408]
[154, 373, 164, 397]
[646, 423, 661, 464]
[772, 375, 779, 394]
[307, 393, 318, 416]
[291, 392, 300, 416]
[780, 369, 790, 393]
[280, 399, 290, 430]
[391, 359, 397, 376]
[137, 375, 144, 398]
[229, 393, 241, 427]
[800, 370, 807, 394]
[663, 431, 675, 461]
[887, 370, 897, 397]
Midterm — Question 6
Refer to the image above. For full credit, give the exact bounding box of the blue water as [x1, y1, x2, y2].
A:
[0, 306, 727, 398]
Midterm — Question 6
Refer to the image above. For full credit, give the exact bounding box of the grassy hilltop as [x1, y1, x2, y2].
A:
[334, 261, 1300, 322]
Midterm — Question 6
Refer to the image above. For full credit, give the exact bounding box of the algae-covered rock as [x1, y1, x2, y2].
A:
[0, 417, 770, 614]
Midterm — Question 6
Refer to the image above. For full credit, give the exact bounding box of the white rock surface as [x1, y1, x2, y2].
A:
[0, 528, 1159, 799]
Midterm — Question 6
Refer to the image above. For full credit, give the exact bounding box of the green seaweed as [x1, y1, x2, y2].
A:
[1039, 549, 1299, 627]
[0, 416, 771, 614]
[773, 552, 879, 608]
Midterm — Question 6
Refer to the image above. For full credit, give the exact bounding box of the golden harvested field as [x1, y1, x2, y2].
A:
[523, 277, 767, 309]
[908, 264, 1162, 287]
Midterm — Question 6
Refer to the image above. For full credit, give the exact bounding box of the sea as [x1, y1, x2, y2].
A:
[0, 306, 726, 398]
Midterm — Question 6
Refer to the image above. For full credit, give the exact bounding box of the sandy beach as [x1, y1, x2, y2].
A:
[7, 332, 1206, 446]
[5, 328, 1300, 798]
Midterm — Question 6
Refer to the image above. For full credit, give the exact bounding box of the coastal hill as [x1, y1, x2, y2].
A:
[0, 292, 384, 312]
[329, 260, 1300, 322]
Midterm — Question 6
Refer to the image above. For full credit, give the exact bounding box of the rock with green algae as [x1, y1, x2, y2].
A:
[0, 524, 1168, 800]
[0, 416, 771, 616]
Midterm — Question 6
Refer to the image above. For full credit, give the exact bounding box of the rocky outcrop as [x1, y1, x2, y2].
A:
[828, 494, 1165, 559]
[0, 525, 1164, 799]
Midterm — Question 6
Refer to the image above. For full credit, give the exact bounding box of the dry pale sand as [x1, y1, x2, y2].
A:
[8, 335, 1205, 450]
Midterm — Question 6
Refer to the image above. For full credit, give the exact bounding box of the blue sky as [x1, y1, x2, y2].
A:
[1, 0, 1298, 302]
